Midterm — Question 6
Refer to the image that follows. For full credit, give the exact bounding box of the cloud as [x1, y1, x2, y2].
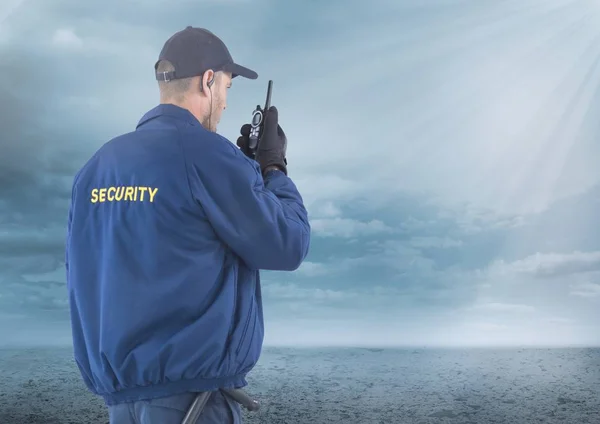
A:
[409, 236, 463, 249]
[310, 218, 392, 238]
[569, 282, 600, 299]
[309, 201, 341, 218]
[464, 322, 510, 333]
[293, 261, 331, 277]
[488, 251, 600, 278]
[51, 28, 83, 48]
[1, 0, 599, 348]
[262, 282, 355, 303]
[469, 302, 536, 314]
[0, 0, 27, 25]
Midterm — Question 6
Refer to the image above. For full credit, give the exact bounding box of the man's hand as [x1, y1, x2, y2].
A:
[236, 106, 288, 175]
[257, 106, 287, 175]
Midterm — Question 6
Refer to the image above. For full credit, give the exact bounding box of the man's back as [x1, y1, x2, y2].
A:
[66, 104, 310, 406]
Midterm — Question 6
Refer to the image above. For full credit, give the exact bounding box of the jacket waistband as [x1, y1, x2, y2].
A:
[101, 373, 248, 406]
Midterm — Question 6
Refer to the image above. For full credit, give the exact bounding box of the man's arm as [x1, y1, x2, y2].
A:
[183, 133, 310, 271]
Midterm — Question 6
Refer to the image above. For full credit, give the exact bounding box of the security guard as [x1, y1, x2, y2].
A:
[65, 26, 310, 423]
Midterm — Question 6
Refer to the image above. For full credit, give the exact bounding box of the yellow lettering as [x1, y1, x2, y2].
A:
[124, 187, 134, 201]
[90, 188, 99, 203]
[90, 186, 158, 203]
[148, 187, 158, 202]
[138, 187, 147, 201]
[107, 187, 116, 201]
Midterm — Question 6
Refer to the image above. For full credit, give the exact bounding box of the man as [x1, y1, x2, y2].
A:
[65, 26, 311, 423]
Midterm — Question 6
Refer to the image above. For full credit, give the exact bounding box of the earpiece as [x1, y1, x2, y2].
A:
[200, 74, 215, 92]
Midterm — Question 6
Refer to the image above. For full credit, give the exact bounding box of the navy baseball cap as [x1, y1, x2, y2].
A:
[155, 26, 258, 82]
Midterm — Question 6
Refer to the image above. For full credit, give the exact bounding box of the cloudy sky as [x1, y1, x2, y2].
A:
[1, 0, 599, 348]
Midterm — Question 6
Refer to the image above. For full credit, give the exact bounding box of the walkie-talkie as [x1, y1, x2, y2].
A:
[248, 80, 273, 156]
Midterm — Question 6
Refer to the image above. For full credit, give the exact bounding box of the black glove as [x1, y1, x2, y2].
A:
[236, 106, 288, 175]
[236, 123, 254, 158]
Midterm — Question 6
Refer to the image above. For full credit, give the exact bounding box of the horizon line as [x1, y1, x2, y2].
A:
[1, 342, 599, 350]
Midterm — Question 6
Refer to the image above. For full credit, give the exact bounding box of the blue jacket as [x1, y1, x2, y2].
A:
[65, 104, 310, 405]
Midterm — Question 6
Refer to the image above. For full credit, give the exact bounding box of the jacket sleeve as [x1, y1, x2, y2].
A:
[65, 203, 71, 276]
[65, 180, 76, 280]
[183, 133, 311, 271]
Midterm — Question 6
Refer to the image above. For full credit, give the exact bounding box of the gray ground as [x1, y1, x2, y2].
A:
[0, 346, 598, 423]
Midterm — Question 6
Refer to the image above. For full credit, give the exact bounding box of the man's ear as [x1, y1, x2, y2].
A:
[200, 70, 215, 93]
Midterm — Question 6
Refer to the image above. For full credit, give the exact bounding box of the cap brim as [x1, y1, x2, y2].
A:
[224, 62, 258, 80]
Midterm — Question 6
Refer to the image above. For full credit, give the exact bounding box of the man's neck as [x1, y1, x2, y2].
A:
[159, 100, 209, 129]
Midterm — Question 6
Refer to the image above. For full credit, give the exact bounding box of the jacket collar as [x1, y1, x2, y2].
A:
[136, 104, 200, 129]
